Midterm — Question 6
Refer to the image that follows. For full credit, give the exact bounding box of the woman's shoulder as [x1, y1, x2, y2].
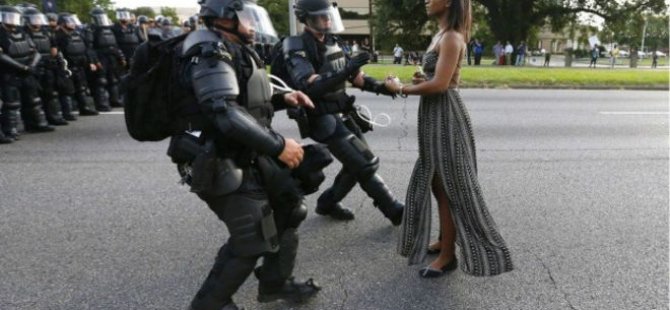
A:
[438, 31, 465, 50]
[441, 31, 465, 45]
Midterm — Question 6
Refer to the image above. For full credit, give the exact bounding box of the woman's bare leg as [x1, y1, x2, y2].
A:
[428, 174, 456, 269]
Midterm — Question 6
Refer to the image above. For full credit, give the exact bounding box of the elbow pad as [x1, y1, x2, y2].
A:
[210, 100, 285, 157]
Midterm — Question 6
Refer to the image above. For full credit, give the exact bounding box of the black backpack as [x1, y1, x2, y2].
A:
[123, 33, 191, 142]
[269, 37, 294, 89]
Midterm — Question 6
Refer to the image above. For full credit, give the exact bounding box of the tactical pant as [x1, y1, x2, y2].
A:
[310, 113, 400, 211]
[1, 74, 51, 135]
[190, 164, 304, 310]
[38, 64, 67, 125]
[90, 53, 121, 111]
[67, 65, 97, 115]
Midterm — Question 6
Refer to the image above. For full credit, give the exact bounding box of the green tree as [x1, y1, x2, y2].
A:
[132, 6, 156, 19]
[371, 0, 432, 52]
[160, 6, 180, 24]
[258, 0, 289, 37]
[372, 0, 667, 50]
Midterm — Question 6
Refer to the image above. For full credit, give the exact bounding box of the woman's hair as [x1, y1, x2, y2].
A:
[446, 0, 472, 41]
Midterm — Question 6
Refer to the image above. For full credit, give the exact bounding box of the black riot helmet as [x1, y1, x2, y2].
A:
[115, 8, 131, 23]
[137, 15, 149, 25]
[21, 6, 47, 29]
[198, 0, 278, 44]
[90, 7, 112, 27]
[46, 12, 58, 22]
[294, 0, 344, 34]
[0, 5, 22, 27]
[57, 12, 82, 31]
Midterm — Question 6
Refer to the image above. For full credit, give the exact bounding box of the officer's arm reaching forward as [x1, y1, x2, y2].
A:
[284, 37, 395, 98]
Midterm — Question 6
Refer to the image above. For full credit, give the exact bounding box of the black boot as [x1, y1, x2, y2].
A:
[255, 229, 320, 303]
[45, 96, 68, 126]
[0, 102, 13, 144]
[315, 170, 356, 220]
[316, 190, 355, 220]
[93, 81, 111, 112]
[360, 174, 404, 226]
[0, 120, 11, 144]
[257, 276, 321, 303]
[60, 96, 77, 121]
[108, 84, 123, 107]
[23, 97, 55, 133]
[189, 244, 257, 310]
[77, 93, 99, 116]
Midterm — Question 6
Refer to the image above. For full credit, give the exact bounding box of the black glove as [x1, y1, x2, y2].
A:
[362, 76, 396, 98]
[345, 52, 370, 76]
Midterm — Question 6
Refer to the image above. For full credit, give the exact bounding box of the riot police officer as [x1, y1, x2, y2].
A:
[54, 13, 98, 117]
[111, 8, 141, 66]
[166, 0, 321, 309]
[22, 6, 68, 126]
[136, 15, 149, 42]
[0, 5, 54, 137]
[283, 0, 403, 224]
[84, 7, 126, 111]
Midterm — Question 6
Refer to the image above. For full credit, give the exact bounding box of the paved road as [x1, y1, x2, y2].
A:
[1, 89, 667, 310]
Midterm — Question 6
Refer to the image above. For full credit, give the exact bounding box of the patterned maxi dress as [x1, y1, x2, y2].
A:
[397, 51, 514, 276]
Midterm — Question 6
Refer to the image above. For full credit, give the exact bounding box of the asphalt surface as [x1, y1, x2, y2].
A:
[1, 89, 668, 310]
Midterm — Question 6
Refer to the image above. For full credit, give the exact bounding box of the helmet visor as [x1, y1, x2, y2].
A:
[94, 14, 112, 26]
[116, 11, 131, 21]
[236, 3, 278, 44]
[71, 14, 82, 26]
[306, 4, 344, 34]
[1, 11, 22, 26]
[26, 13, 48, 26]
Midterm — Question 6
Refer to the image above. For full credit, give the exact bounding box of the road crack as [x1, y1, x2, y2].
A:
[531, 251, 579, 310]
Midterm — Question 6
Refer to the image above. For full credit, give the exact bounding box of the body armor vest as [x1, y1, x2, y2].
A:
[28, 29, 51, 57]
[117, 26, 140, 46]
[94, 27, 117, 51]
[318, 40, 347, 103]
[63, 31, 87, 64]
[5, 31, 35, 65]
[243, 51, 274, 128]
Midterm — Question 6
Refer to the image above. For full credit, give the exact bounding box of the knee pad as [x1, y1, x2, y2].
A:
[287, 204, 307, 228]
[328, 134, 379, 180]
[216, 195, 279, 257]
[3, 100, 20, 110]
[308, 114, 337, 143]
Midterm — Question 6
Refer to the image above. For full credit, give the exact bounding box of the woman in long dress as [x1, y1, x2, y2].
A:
[386, 0, 513, 278]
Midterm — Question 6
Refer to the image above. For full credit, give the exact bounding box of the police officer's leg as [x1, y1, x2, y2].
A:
[1, 79, 22, 139]
[20, 76, 54, 132]
[42, 68, 68, 126]
[252, 156, 320, 303]
[57, 69, 77, 121]
[0, 98, 12, 144]
[91, 56, 111, 112]
[316, 116, 366, 220]
[319, 117, 403, 225]
[190, 192, 277, 310]
[106, 60, 122, 107]
[73, 67, 98, 116]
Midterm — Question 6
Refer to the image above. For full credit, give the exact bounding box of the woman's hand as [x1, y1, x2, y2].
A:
[384, 76, 402, 94]
[412, 72, 427, 85]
